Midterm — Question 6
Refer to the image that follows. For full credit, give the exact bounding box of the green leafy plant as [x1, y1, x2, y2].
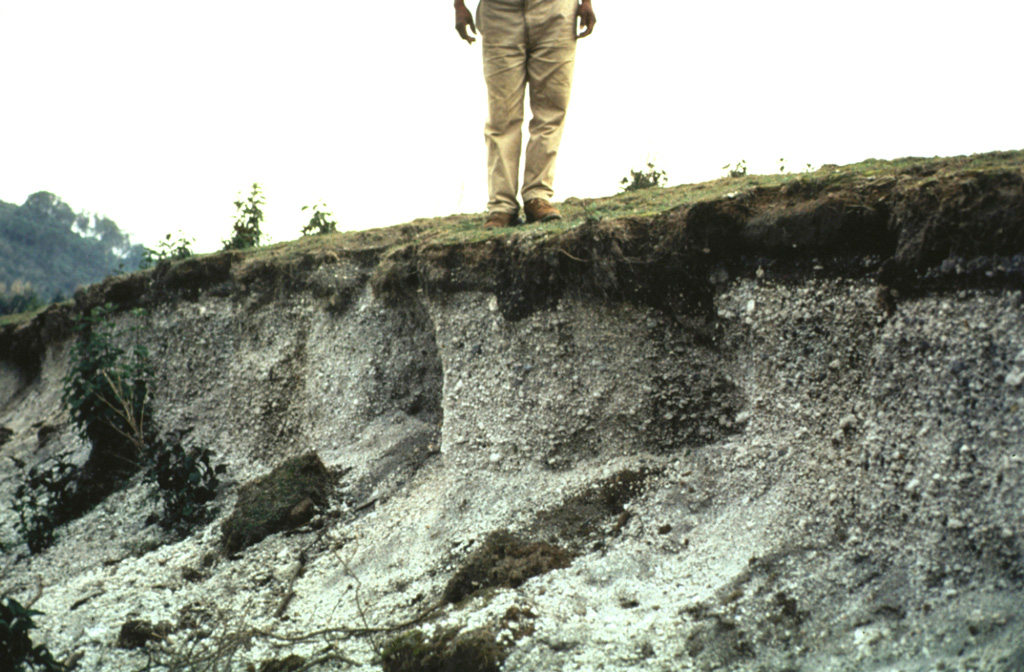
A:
[147, 440, 224, 534]
[0, 597, 63, 672]
[722, 160, 747, 178]
[59, 304, 222, 536]
[140, 231, 195, 269]
[56, 303, 154, 520]
[13, 303, 154, 554]
[620, 160, 667, 192]
[301, 202, 338, 236]
[62, 304, 153, 464]
[12, 454, 78, 554]
[223, 183, 266, 250]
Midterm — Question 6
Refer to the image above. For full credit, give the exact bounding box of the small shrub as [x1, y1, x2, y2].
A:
[12, 454, 78, 554]
[62, 305, 153, 513]
[301, 202, 338, 236]
[223, 183, 266, 250]
[722, 160, 747, 178]
[63, 304, 153, 457]
[620, 160, 667, 192]
[147, 441, 225, 534]
[139, 231, 195, 269]
[0, 597, 63, 672]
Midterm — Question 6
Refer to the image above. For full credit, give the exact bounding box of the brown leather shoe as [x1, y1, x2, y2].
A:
[483, 210, 519, 228]
[524, 198, 562, 223]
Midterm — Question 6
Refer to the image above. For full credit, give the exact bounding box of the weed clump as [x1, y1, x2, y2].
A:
[12, 454, 78, 554]
[722, 159, 747, 178]
[443, 530, 572, 604]
[139, 231, 195, 269]
[301, 202, 338, 236]
[380, 627, 504, 672]
[220, 452, 332, 555]
[620, 160, 667, 192]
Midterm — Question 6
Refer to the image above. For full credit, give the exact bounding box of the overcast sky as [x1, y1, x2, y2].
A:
[1, 1, 1021, 253]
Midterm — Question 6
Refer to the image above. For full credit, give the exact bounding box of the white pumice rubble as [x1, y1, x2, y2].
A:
[2, 274, 1021, 672]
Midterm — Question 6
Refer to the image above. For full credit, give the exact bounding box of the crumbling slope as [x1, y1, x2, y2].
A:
[0, 151, 1022, 672]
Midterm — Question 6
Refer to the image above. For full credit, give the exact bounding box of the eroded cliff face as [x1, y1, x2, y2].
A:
[1, 154, 1023, 672]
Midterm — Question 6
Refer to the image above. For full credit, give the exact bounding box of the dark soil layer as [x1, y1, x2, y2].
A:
[3, 151, 1021, 373]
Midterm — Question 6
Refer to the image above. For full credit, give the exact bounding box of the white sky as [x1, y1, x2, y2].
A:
[1, 1, 1021, 254]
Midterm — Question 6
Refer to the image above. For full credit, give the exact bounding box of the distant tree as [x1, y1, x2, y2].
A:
[0, 280, 43, 316]
[223, 183, 266, 250]
[94, 216, 127, 251]
[21, 192, 76, 228]
[0, 192, 146, 300]
[301, 202, 338, 236]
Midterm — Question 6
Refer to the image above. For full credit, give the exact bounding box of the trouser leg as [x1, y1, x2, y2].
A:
[483, 43, 528, 215]
[522, 42, 575, 203]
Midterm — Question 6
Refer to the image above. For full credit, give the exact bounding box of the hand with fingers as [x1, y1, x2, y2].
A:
[455, 1, 477, 44]
[577, 0, 596, 38]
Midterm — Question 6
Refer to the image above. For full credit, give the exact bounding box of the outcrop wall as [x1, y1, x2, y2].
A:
[1, 154, 1022, 671]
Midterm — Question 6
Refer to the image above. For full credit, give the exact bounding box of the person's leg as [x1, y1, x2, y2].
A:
[521, 42, 575, 205]
[479, 0, 529, 216]
[483, 43, 528, 215]
[521, 0, 577, 205]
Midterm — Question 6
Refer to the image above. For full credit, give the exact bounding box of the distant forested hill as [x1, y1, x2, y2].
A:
[0, 192, 145, 309]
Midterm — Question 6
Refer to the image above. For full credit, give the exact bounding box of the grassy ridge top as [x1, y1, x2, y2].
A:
[238, 149, 1024, 264]
[2, 149, 1022, 333]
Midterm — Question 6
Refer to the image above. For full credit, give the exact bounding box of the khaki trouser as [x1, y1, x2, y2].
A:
[476, 0, 577, 214]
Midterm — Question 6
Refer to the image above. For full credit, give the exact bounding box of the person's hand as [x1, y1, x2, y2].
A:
[577, 0, 596, 38]
[455, 3, 476, 44]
